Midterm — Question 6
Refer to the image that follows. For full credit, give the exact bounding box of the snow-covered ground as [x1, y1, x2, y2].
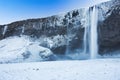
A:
[0, 59, 120, 80]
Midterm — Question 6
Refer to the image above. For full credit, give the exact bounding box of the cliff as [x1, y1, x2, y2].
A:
[0, 0, 120, 56]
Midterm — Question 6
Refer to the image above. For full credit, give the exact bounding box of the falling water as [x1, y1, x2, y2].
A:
[65, 20, 70, 55]
[2, 25, 8, 36]
[83, 7, 90, 54]
[65, 6, 98, 58]
[90, 6, 98, 59]
[21, 27, 25, 34]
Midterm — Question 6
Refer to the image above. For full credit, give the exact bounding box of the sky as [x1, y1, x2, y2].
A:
[0, 0, 110, 25]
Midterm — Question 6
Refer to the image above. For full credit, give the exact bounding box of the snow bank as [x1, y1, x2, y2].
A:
[0, 59, 119, 80]
[0, 36, 54, 63]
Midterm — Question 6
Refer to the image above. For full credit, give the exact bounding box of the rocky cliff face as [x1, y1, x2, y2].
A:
[0, 9, 85, 55]
[98, 0, 120, 55]
[0, 0, 120, 56]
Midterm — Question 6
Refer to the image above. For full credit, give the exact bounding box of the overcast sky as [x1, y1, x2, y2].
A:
[0, 0, 110, 25]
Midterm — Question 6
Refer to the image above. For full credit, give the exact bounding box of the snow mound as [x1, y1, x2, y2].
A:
[0, 36, 55, 63]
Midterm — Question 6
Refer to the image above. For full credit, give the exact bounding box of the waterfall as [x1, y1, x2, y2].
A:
[90, 6, 98, 59]
[65, 20, 70, 55]
[82, 6, 98, 59]
[83, 7, 90, 54]
[65, 6, 99, 58]
[22, 27, 25, 34]
[2, 25, 8, 36]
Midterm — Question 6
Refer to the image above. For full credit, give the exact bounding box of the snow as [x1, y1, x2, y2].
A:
[38, 35, 68, 49]
[88, 0, 111, 7]
[0, 59, 119, 80]
[0, 36, 54, 63]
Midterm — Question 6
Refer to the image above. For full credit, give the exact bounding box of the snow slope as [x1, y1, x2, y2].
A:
[0, 59, 120, 80]
[0, 36, 54, 63]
